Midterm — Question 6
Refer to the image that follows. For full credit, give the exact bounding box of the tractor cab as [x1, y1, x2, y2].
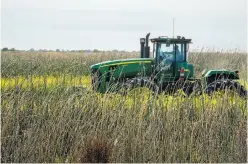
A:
[140, 34, 194, 82]
[150, 36, 191, 65]
[149, 36, 193, 83]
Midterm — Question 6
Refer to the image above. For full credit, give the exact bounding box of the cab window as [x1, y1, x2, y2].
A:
[157, 43, 174, 63]
[175, 44, 185, 62]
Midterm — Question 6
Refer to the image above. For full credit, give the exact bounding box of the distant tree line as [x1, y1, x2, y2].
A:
[1, 47, 136, 53]
[1, 47, 16, 51]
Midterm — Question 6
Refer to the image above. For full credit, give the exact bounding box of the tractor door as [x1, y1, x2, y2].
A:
[156, 42, 175, 82]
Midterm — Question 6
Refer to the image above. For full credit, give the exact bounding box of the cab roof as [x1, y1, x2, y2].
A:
[150, 37, 192, 43]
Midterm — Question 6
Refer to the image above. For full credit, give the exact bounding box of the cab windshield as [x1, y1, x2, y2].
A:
[157, 43, 185, 63]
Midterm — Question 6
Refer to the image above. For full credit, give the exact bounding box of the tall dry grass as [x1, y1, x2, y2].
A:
[1, 50, 247, 163]
[1, 51, 247, 78]
[1, 51, 137, 77]
[1, 88, 247, 162]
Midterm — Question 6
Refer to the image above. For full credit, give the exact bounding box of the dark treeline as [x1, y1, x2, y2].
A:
[1, 47, 136, 53]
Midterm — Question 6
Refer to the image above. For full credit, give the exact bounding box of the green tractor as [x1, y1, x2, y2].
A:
[91, 33, 247, 97]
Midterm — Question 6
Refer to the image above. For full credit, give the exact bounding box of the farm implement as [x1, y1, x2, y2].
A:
[91, 33, 247, 97]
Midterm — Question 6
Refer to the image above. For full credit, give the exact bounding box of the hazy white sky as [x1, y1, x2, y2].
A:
[1, 0, 247, 51]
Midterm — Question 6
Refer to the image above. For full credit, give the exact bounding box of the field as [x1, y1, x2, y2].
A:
[1, 51, 247, 163]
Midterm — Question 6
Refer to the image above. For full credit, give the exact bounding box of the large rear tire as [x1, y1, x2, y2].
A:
[117, 78, 159, 95]
[162, 80, 202, 97]
[205, 80, 247, 98]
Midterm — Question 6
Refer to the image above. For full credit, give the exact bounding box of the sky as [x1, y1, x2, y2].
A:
[1, 0, 247, 51]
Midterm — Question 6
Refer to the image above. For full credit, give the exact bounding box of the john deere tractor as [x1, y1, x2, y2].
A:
[91, 33, 247, 97]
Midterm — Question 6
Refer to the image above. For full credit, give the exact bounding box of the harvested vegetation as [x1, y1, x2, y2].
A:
[1, 51, 247, 163]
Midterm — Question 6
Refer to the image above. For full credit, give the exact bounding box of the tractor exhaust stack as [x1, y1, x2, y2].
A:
[140, 33, 150, 58]
[144, 33, 150, 58]
[140, 38, 145, 58]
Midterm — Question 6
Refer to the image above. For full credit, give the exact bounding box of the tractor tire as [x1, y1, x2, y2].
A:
[119, 78, 160, 95]
[116, 80, 134, 95]
[163, 83, 174, 95]
[162, 80, 202, 97]
[183, 80, 203, 96]
[164, 82, 185, 96]
[205, 80, 247, 98]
